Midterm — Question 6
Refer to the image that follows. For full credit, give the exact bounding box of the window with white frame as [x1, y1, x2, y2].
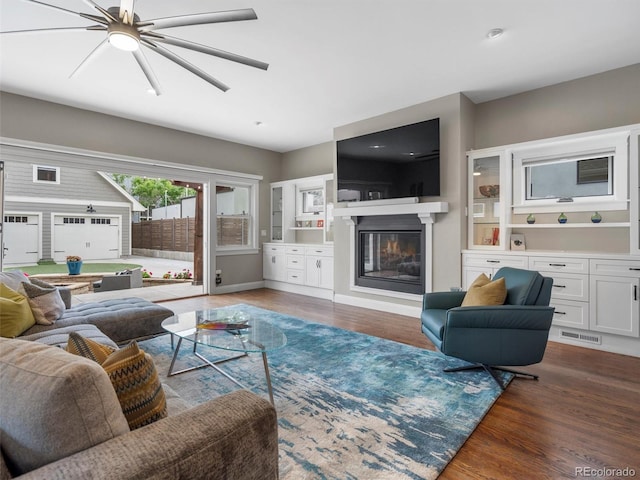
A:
[215, 179, 258, 252]
[33, 165, 60, 184]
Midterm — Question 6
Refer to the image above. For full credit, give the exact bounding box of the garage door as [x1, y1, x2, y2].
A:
[53, 215, 119, 262]
[3, 214, 39, 265]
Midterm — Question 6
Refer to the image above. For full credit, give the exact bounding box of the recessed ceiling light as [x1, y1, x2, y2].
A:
[255, 121, 265, 127]
[486, 28, 504, 39]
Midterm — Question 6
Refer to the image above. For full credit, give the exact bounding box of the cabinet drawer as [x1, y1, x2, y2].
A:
[550, 300, 588, 329]
[286, 270, 305, 284]
[285, 245, 305, 255]
[547, 273, 589, 302]
[529, 256, 589, 274]
[264, 244, 285, 254]
[590, 259, 640, 278]
[305, 246, 333, 257]
[462, 254, 528, 269]
[286, 255, 305, 269]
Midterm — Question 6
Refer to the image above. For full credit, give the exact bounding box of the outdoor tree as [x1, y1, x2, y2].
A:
[111, 174, 195, 209]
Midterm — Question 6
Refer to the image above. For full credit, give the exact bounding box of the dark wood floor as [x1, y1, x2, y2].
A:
[160, 289, 640, 479]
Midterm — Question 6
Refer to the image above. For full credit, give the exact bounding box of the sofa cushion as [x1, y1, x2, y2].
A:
[0, 338, 129, 476]
[20, 324, 118, 349]
[67, 333, 168, 430]
[21, 297, 174, 344]
[17, 281, 66, 326]
[0, 284, 36, 338]
[461, 273, 507, 307]
[0, 270, 29, 291]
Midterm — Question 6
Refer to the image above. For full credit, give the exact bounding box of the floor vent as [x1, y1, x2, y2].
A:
[560, 330, 601, 345]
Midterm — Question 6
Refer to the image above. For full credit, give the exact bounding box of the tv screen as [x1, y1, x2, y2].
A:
[336, 118, 440, 202]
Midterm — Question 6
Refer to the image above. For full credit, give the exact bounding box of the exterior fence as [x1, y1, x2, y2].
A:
[132, 215, 249, 252]
[132, 218, 195, 252]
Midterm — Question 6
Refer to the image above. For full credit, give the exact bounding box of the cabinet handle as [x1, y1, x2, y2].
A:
[272, 256, 275, 264]
[486, 260, 500, 264]
[635, 285, 638, 302]
[554, 311, 566, 315]
[549, 263, 566, 267]
[629, 268, 640, 271]
[553, 285, 566, 289]
[317, 259, 321, 268]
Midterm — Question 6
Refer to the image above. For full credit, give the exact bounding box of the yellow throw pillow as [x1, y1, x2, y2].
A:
[66, 333, 167, 430]
[0, 284, 36, 338]
[461, 273, 507, 307]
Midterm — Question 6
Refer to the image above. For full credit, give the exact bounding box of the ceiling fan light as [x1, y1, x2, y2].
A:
[109, 31, 139, 51]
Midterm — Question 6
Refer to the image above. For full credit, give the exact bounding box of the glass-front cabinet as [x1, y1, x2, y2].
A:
[271, 185, 283, 241]
[468, 150, 506, 249]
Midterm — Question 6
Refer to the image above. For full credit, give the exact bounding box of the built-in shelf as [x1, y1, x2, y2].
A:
[290, 227, 323, 231]
[508, 222, 630, 229]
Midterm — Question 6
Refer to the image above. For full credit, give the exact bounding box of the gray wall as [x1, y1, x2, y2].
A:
[0, 92, 282, 289]
[281, 142, 334, 180]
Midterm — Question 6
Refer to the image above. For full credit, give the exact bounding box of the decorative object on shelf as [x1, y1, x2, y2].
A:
[492, 227, 500, 246]
[304, 221, 312, 228]
[478, 185, 500, 198]
[295, 221, 303, 227]
[591, 211, 602, 223]
[558, 213, 568, 224]
[66, 255, 83, 275]
[316, 219, 324, 228]
[526, 214, 536, 224]
[510, 234, 526, 251]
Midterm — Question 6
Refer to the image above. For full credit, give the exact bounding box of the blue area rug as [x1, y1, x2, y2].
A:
[139, 304, 510, 479]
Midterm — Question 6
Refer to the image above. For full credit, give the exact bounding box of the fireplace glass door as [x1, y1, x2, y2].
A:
[358, 230, 423, 294]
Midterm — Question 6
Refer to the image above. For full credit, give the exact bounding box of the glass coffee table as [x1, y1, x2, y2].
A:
[161, 307, 287, 405]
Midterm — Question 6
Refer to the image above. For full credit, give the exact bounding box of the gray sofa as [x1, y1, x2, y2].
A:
[0, 271, 280, 479]
[0, 339, 279, 480]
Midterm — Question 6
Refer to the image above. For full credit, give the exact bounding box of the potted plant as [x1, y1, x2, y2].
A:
[66, 255, 83, 275]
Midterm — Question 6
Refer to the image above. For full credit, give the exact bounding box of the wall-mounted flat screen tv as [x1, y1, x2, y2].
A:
[336, 118, 440, 203]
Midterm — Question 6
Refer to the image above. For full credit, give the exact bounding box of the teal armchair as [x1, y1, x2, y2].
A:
[421, 267, 555, 388]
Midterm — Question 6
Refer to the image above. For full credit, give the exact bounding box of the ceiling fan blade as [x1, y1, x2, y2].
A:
[142, 40, 229, 92]
[132, 48, 162, 95]
[69, 38, 109, 78]
[21, 0, 109, 25]
[145, 33, 269, 71]
[0, 26, 105, 35]
[81, 0, 118, 23]
[140, 8, 257, 31]
[119, 0, 135, 25]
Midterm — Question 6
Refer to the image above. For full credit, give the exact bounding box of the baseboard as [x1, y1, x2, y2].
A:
[213, 281, 265, 294]
[264, 281, 334, 300]
[333, 293, 421, 318]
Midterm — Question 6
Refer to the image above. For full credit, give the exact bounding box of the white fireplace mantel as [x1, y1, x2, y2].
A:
[333, 201, 448, 224]
[333, 201, 448, 299]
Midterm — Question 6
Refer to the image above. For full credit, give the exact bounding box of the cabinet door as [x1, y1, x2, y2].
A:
[468, 152, 504, 249]
[263, 253, 286, 282]
[462, 266, 494, 289]
[270, 185, 283, 242]
[590, 275, 640, 337]
[305, 255, 334, 289]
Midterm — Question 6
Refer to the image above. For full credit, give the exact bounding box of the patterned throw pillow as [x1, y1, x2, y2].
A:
[66, 332, 167, 430]
[0, 284, 36, 338]
[17, 281, 66, 326]
[461, 273, 507, 307]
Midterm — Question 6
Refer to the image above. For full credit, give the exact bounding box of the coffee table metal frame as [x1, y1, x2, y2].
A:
[162, 312, 285, 405]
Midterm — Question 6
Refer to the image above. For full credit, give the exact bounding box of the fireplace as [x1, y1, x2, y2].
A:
[355, 215, 425, 294]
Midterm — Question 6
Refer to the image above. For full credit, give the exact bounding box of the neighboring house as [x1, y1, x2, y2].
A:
[3, 163, 145, 265]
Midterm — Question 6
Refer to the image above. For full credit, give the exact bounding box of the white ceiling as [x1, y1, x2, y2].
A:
[1, 0, 639, 153]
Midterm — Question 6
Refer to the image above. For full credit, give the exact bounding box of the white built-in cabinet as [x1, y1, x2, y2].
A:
[463, 124, 640, 358]
[462, 251, 640, 357]
[263, 242, 333, 300]
[264, 173, 335, 300]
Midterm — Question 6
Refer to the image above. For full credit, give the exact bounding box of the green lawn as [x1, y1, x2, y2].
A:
[4, 263, 143, 275]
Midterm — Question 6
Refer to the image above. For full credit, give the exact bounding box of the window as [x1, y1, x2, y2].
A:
[512, 132, 628, 213]
[215, 179, 258, 252]
[33, 165, 60, 184]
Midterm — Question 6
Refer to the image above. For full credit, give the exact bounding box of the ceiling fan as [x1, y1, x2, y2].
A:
[1, 0, 269, 95]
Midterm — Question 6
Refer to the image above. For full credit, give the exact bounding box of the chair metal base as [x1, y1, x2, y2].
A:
[444, 363, 539, 390]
